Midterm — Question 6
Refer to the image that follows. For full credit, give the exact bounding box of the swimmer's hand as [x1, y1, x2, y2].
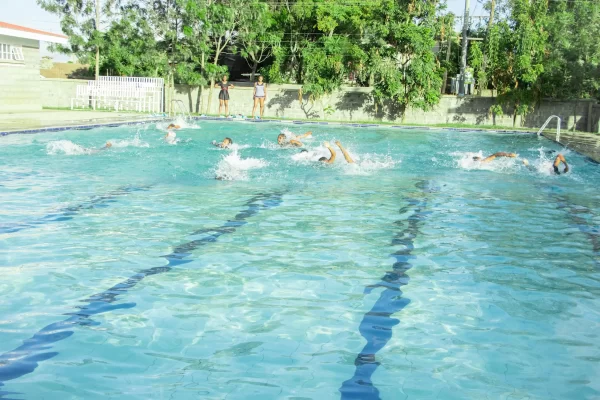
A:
[324, 141, 331, 148]
[522, 159, 529, 166]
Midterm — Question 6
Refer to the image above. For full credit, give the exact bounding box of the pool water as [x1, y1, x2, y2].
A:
[1, 121, 599, 399]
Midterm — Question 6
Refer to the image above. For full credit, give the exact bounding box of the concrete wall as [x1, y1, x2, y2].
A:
[37, 78, 600, 131]
[0, 35, 42, 112]
[170, 83, 599, 131]
[39, 78, 88, 109]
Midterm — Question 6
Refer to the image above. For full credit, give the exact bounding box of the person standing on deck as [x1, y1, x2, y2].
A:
[252, 75, 268, 119]
[215, 75, 234, 117]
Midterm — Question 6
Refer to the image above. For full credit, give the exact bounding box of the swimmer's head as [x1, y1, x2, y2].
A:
[318, 157, 328, 162]
[223, 137, 233, 147]
[167, 124, 175, 129]
[105, 142, 112, 148]
[277, 134, 286, 145]
[472, 156, 482, 161]
[300, 149, 308, 153]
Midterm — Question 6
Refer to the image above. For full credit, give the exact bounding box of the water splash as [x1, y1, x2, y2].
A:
[108, 131, 149, 148]
[453, 151, 521, 173]
[343, 154, 399, 176]
[45, 140, 92, 156]
[214, 150, 268, 181]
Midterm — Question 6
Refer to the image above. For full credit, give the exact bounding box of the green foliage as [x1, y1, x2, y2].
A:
[100, 9, 168, 77]
[37, 0, 118, 63]
[42, 0, 600, 120]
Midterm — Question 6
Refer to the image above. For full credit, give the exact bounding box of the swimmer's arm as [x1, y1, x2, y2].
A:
[335, 141, 354, 164]
[481, 152, 517, 163]
[555, 154, 569, 173]
[289, 139, 303, 147]
[324, 142, 336, 164]
[522, 159, 535, 171]
[296, 131, 312, 139]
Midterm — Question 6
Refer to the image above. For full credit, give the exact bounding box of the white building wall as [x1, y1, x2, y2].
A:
[0, 35, 41, 112]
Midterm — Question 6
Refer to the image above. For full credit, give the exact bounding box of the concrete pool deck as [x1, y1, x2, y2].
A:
[0, 110, 157, 133]
[1, 110, 599, 163]
[542, 131, 600, 163]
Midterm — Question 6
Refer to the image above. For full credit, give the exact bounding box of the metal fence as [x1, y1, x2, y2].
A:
[71, 76, 164, 113]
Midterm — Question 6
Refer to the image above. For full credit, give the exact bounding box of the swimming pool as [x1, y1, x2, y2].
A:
[1, 120, 599, 399]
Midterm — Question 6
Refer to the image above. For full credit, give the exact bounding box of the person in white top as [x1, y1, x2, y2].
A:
[252, 75, 268, 119]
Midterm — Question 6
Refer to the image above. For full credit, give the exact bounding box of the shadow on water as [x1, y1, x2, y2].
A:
[0, 185, 153, 235]
[339, 180, 437, 400]
[0, 191, 285, 397]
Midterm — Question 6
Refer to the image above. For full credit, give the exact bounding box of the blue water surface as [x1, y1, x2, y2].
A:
[0, 120, 599, 399]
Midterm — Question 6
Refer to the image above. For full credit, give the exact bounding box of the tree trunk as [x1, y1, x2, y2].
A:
[250, 61, 258, 82]
[441, 36, 452, 94]
[481, 0, 496, 94]
[207, 78, 215, 115]
[95, 0, 100, 80]
[207, 40, 223, 115]
[196, 85, 202, 114]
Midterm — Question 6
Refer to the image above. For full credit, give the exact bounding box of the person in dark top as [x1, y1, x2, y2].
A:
[215, 75, 234, 117]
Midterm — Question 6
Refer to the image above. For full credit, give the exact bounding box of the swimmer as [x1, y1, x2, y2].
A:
[212, 137, 233, 149]
[167, 124, 181, 130]
[90, 141, 112, 153]
[165, 131, 177, 144]
[522, 154, 569, 175]
[472, 152, 517, 163]
[335, 141, 355, 164]
[277, 131, 313, 147]
[319, 142, 336, 164]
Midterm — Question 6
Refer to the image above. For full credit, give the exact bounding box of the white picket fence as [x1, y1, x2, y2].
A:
[71, 76, 164, 113]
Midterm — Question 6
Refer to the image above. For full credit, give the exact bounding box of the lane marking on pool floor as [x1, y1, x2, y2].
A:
[339, 180, 438, 400]
[0, 191, 286, 393]
[0, 185, 153, 234]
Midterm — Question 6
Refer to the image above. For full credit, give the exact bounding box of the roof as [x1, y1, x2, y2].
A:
[0, 21, 68, 44]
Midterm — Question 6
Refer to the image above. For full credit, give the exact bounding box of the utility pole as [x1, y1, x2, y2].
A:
[95, 0, 100, 80]
[486, 0, 496, 34]
[459, 0, 470, 96]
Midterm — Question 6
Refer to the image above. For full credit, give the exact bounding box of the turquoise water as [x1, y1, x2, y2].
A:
[0, 120, 599, 399]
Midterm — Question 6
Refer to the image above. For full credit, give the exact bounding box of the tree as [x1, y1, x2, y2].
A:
[238, 3, 281, 81]
[100, 9, 168, 77]
[541, 0, 600, 101]
[37, 0, 119, 79]
[367, 0, 443, 121]
[485, 0, 548, 126]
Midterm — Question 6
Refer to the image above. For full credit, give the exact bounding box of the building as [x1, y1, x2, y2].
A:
[0, 21, 68, 112]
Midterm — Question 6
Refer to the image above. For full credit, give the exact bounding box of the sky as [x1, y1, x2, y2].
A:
[0, 0, 474, 63]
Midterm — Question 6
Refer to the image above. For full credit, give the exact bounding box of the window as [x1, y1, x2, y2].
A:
[0, 43, 24, 62]
[11, 46, 24, 61]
